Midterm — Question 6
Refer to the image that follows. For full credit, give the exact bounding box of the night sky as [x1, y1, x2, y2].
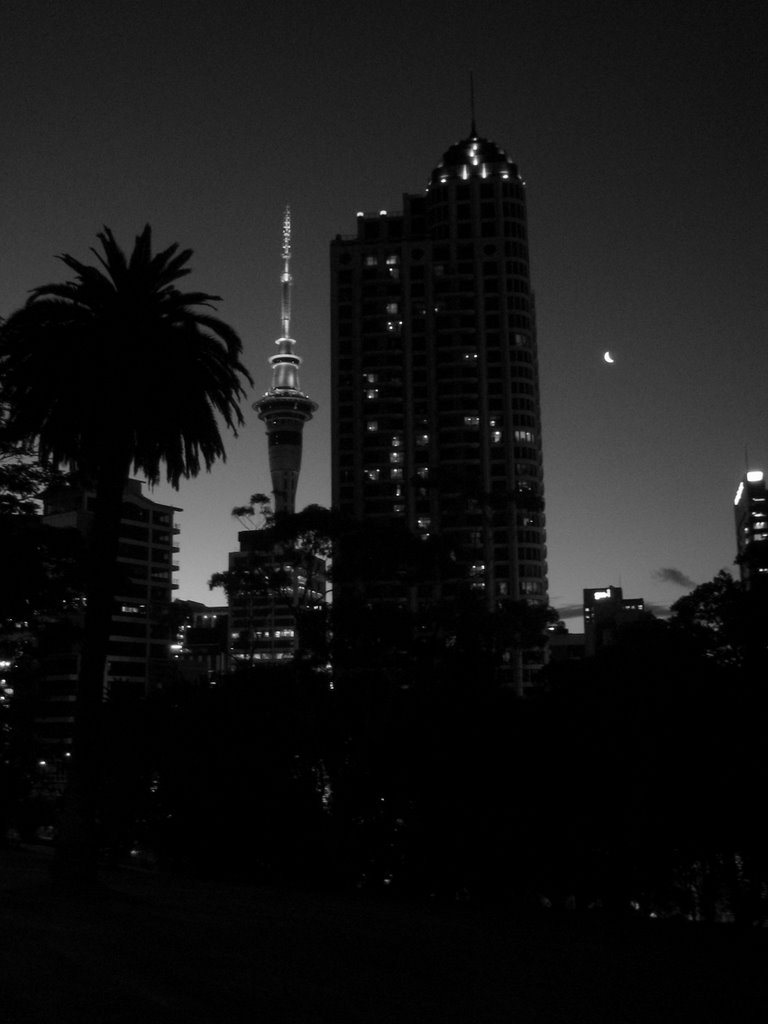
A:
[2, 1, 766, 626]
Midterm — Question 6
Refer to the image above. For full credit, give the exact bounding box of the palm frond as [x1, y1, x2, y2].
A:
[127, 224, 153, 274]
[0, 225, 251, 486]
[150, 242, 193, 286]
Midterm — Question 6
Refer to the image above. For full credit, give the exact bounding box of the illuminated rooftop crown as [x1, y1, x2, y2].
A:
[429, 132, 521, 185]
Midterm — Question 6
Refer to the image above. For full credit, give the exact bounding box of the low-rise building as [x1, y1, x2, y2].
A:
[37, 478, 179, 752]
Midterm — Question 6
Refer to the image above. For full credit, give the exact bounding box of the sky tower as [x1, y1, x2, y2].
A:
[254, 207, 317, 515]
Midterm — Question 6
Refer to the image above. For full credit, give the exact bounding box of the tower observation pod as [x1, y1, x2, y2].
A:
[253, 206, 317, 515]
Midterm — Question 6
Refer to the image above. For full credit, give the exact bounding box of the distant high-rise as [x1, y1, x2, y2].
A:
[583, 586, 645, 657]
[331, 129, 547, 628]
[734, 470, 768, 591]
[254, 206, 317, 515]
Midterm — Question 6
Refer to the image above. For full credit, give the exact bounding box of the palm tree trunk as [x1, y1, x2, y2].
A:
[53, 465, 129, 887]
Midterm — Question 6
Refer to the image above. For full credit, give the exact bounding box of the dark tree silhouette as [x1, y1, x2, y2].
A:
[0, 226, 252, 882]
[668, 569, 759, 668]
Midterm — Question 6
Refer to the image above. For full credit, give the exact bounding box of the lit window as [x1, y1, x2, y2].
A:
[366, 469, 381, 481]
[391, 468, 403, 480]
[366, 420, 378, 432]
[391, 436, 401, 447]
[521, 580, 543, 594]
[514, 429, 535, 443]
[417, 517, 431, 531]
[390, 451, 403, 464]
[386, 254, 399, 265]
[365, 372, 378, 383]
[463, 352, 478, 361]
[417, 434, 429, 446]
[464, 416, 480, 427]
[492, 430, 502, 443]
[416, 466, 429, 479]
[364, 255, 377, 267]
[393, 504, 405, 514]
[386, 302, 399, 315]
[366, 388, 379, 399]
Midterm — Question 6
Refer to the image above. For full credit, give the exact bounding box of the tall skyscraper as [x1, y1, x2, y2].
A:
[227, 210, 323, 663]
[331, 128, 547, 624]
[254, 206, 317, 515]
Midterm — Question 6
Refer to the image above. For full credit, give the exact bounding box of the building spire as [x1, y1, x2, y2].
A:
[281, 205, 292, 338]
[269, 204, 302, 393]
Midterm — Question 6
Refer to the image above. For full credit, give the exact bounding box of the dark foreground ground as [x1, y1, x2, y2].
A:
[2, 846, 767, 1023]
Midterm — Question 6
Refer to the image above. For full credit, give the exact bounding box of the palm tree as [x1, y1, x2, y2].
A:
[0, 225, 252, 881]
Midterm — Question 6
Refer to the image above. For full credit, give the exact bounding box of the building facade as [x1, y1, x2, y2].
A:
[331, 130, 547, 619]
[734, 470, 768, 591]
[583, 586, 645, 657]
[171, 599, 229, 683]
[38, 478, 179, 751]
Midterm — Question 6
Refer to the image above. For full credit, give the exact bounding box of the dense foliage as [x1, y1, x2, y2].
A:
[8, 566, 763, 925]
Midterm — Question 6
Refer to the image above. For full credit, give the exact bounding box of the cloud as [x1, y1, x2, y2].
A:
[653, 567, 695, 589]
[554, 603, 583, 620]
[646, 602, 670, 619]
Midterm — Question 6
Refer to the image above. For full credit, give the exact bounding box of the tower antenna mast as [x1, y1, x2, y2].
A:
[281, 205, 292, 338]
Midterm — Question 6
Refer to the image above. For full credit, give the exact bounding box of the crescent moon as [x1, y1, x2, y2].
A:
[603, 351, 615, 364]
